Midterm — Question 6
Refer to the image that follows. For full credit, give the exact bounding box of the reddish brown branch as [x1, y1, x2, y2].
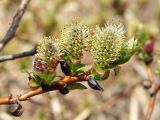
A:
[0, 47, 36, 62]
[0, 0, 31, 51]
[146, 64, 154, 82]
[145, 96, 156, 120]
[0, 67, 93, 105]
[145, 64, 160, 120]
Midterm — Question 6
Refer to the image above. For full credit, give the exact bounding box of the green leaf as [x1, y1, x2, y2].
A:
[124, 37, 137, 49]
[138, 52, 153, 63]
[90, 70, 109, 81]
[137, 29, 149, 45]
[98, 37, 139, 70]
[26, 71, 40, 86]
[90, 70, 101, 80]
[50, 79, 61, 86]
[31, 77, 40, 86]
[111, 37, 139, 66]
[29, 79, 40, 88]
[65, 59, 88, 75]
[75, 64, 88, 75]
[35, 71, 56, 84]
[95, 65, 106, 71]
[67, 83, 87, 90]
[100, 71, 110, 80]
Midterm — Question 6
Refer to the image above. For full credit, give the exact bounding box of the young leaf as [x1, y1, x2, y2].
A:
[35, 71, 56, 85]
[75, 64, 88, 75]
[67, 83, 87, 90]
[28, 79, 40, 90]
[136, 29, 149, 46]
[26, 72, 41, 89]
[138, 52, 153, 64]
[90, 70, 109, 81]
[65, 59, 88, 75]
[106, 37, 139, 68]
[123, 37, 138, 50]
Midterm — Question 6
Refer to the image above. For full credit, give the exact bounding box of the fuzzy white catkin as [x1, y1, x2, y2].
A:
[90, 21, 125, 68]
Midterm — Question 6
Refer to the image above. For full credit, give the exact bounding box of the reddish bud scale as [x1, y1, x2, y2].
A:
[143, 40, 154, 54]
[33, 57, 44, 72]
[46, 57, 61, 73]
[33, 56, 61, 74]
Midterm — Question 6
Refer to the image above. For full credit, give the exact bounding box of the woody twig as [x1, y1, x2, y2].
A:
[0, 0, 31, 51]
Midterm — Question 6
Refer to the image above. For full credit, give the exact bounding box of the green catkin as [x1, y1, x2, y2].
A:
[34, 20, 125, 72]
[58, 20, 90, 60]
[34, 37, 60, 73]
[90, 21, 125, 68]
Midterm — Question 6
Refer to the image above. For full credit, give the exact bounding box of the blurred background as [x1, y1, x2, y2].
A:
[0, 0, 160, 120]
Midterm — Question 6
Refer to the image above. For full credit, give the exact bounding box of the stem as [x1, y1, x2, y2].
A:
[0, 0, 31, 51]
[145, 64, 158, 120]
[0, 67, 93, 105]
[145, 96, 156, 120]
[0, 47, 36, 62]
[146, 64, 154, 82]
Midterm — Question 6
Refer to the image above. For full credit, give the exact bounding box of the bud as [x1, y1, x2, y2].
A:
[58, 20, 90, 60]
[7, 102, 24, 117]
[87, 76, 104, 91]
[59, 85, 69, 95]
[41, 81, 51, 92]
[60, 60, 71, 75]
[143, 40, 154, 54]
[90, 21, 125, 68]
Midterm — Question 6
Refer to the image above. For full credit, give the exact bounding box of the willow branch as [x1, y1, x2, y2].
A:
[0, 47, 36, 62]
[146, 64, 154, 82]
[0, 67, 93, 105]
[145, 64, 160, 120]
[0, 0, 31, 51]
[145, 64, 155, 120]
[146, 96, 156, 120]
